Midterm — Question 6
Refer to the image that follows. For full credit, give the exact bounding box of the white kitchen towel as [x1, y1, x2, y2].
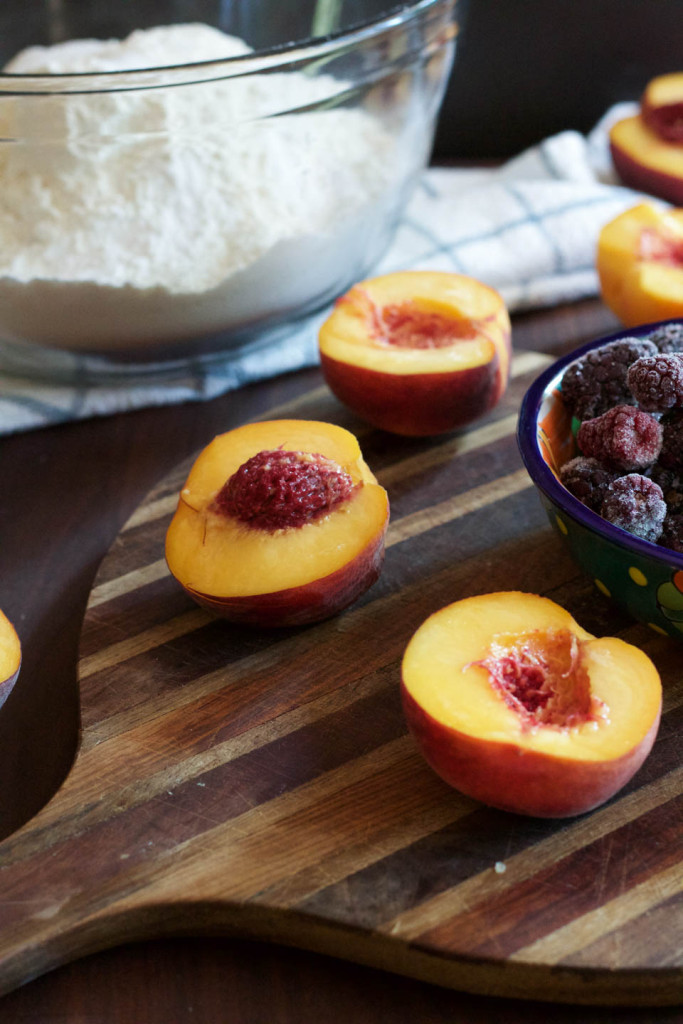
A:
[0, 102, 654, 435]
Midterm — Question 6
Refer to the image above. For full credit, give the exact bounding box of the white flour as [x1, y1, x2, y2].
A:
[0, 24, 410, 355]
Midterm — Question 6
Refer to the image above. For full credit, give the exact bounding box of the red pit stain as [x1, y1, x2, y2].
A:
[646, 103, 683, 143]
[212, 448, 355, 531]
[376, 302, 477, 350]
[340, 287, 477, 350]
[639, 227, 683, 268]
[478, 628, 598, 730]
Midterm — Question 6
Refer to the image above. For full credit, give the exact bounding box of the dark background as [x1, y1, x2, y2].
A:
[1, 0, 681, 159]
[434, 0, 683, 158]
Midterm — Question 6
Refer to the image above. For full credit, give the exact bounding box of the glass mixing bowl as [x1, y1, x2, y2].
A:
[0, 0, 458, 370]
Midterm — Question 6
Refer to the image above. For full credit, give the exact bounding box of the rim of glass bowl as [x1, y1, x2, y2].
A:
[0, 0, 455, 95]
[517, 317, 683, 573]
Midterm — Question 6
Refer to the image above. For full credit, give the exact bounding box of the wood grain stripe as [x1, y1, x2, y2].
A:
[106, 740, 467, 907]
[510, 856, 683, 965]
[379, 762, 683, 944]
[87, 560, 174, 609]
[255, 790, 478, 909]
[0, 671, 399, 866]
[378, 412, 520, 487]
[120, 495, 181, 533]
[386, 468, 531, 547]
[78, 609, 212, 679]
[0, 738, 453, 921]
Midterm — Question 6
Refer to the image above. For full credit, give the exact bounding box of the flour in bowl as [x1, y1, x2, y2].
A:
[0, 23, 412, 355]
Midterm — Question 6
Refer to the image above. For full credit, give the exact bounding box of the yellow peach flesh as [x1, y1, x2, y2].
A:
[636, 263, 683, 308]
[645, 73, 683, 107]
[401, 592, 661, 764]
[597, 203, 683, 325]
[169, 484, 387, 598]
[0, 610, 20, 676]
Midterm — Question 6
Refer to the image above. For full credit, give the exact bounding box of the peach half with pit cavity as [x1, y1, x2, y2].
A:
[401, 592, 662, 818]
[318, 271, 511, 437]
[165, 419, 389, 627]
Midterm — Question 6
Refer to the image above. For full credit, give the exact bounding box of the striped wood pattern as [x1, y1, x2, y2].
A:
[1, 349, 682, 1006]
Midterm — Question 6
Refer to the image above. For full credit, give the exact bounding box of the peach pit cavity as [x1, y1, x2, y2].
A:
[478, 628, 601, 730]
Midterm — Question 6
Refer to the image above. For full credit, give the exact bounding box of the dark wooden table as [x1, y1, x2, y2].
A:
[1, 296, 682, 1023]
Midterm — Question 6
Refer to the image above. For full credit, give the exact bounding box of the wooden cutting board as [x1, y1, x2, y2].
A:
[1, 349, 682, 1006]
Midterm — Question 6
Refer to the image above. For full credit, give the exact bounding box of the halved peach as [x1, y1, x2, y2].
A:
[609, 114, 683, 206]
[641, 72, 683, 143]
[596, 202, 683, 326]
[318, 271, 511, 437]
[165, 419, 389, 627]
[0, 609, 21, 710]
[401, 592, 661, 818]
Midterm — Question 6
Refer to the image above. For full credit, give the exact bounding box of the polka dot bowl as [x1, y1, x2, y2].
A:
[517, 320, 683, 640]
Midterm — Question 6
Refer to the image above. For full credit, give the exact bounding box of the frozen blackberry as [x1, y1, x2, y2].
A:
[558, 456, 618, 512]
[667, 492, 683, 515]
[660, 512, 683, 553]
[627, 354, 683, 412]
[560, 338, 657, 420]
[646, 322, 683, 355]
[659, 409, 683, 471]
[600, 474, 666, 543]
[577, 405, 662, 471]
[648, 463, 683, 511]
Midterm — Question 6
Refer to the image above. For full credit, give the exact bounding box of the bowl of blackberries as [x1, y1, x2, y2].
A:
[518, 319, 683, 639]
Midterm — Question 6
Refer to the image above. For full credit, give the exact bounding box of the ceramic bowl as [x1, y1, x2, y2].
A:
[517, 319, 683, 640]
[0, 0, 458, 368]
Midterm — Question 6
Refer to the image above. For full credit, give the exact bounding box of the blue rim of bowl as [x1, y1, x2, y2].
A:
[517, 317, 683, 572]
